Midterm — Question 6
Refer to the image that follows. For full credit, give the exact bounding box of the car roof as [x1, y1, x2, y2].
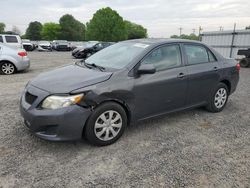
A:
[125, 38, 203, 45]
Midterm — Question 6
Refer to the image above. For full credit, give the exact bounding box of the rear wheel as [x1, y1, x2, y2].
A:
[239, 58, 250, 68]
[84, 102, 127, 146]
[0, 62, 16, 75]
[206, 83, 229, 113]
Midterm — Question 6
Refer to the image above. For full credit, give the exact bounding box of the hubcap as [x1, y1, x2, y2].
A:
[94, 110, 122, 141]
[2, 63, 15, 74]
[214, 88, 227, 109]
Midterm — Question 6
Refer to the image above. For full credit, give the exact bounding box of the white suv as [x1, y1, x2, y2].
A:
[0, 34, 22, 48]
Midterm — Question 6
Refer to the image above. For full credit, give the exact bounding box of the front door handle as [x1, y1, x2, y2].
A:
[213, 66, 218, 71]
[177, 72, 185, 78]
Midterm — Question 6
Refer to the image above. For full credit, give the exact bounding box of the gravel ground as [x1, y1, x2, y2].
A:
[0, 52, 249, 188]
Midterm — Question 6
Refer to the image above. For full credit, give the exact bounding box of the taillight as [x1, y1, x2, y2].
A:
[236, 63, 240, 72]
[18, 51, 27, 57]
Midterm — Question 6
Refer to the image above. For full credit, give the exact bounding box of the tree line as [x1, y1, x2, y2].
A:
[0, 7, 147, 42]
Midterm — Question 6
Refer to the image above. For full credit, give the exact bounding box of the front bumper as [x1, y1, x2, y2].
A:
[19, 85, 92, 141]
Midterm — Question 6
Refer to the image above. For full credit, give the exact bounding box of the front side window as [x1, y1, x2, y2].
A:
[141, 44, 182, 71]
[184, 44, 209, 65]
[5, 36, 18, 43]
[0, 36, 3, 43]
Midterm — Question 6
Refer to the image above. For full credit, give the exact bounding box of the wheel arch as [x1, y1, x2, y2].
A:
[97, 99, 132, 126]
[0, 60, 17, 70]
[220, 79, 231, 93]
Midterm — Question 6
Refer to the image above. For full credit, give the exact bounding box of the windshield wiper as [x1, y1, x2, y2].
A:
[84, 61, 105, 72]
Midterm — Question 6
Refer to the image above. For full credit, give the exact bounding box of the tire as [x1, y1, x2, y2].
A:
[0, 62, 16, 75]
[206, 83, 229, 113]
[239, 58, 250, 68]
[84, 102, 127, 146]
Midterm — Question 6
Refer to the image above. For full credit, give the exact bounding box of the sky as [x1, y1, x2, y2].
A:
[1, 0, 250, 37]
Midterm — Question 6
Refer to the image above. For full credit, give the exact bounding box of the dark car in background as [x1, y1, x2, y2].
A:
[52, 40, 71, 51]
[72, 42, 114, 59]
[20, 39, 239, 146]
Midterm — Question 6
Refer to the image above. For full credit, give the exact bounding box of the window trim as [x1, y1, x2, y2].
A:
[138, 43, 184, 72]
[206, 48, 217, 62]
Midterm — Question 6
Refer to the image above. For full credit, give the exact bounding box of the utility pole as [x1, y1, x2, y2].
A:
[198, 26, 203, 41]
[179, 27, 183, 36]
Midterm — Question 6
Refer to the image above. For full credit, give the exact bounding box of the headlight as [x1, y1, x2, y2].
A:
[41, 94, 84, 110]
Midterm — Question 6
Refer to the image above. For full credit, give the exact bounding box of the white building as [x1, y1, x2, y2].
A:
[201, 30, 250, 59]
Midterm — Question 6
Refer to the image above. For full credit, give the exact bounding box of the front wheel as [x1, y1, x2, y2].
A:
[84, 102, 127, 146]
[206, 83, 229, 113]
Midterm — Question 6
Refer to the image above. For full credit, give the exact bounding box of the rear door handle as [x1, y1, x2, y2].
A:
[213, 66, 218, 71]
[177, 72, 185, 78]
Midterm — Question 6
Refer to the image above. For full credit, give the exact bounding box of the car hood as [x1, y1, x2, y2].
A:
[30, 64, 112, 93]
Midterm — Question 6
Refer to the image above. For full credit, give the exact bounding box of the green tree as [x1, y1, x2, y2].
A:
[59, 14, 85, 41]
[41, 23, 61, 40]
[0, 22, 5, 33]
[86, 7, 127, 42]
[125, 21, 147, 39]
[25, 21, 43, 40]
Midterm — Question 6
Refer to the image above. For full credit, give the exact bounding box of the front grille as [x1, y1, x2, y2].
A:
[25, 92, 37, 105]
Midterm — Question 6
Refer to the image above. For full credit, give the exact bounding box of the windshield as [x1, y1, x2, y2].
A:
[85, 42, 148, 69]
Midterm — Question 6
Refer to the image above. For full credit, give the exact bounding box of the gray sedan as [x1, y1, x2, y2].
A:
[0, 43, 30, 75]
[20, 39, 239, 146]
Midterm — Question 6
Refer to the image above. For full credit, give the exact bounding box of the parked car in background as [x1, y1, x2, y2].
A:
[0, 34, 22, 48]
[22, 39, 35, 51]
[52, 40, 71, 51]
[20, 39, 239, 146]
[238, 48, 250, 67]
[72, 41, 98, 58]
[72, 42, 114, 59]
[0, 43, 30, 75]
[37, 41, 52, 51]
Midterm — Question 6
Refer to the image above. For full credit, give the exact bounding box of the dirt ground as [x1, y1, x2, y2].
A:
[0, 52, 249, 187]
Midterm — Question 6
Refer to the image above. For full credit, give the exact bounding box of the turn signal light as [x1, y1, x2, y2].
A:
[18, 51, 27, 57]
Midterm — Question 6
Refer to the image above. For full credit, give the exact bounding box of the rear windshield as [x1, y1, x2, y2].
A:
[5, 36, 18, 43]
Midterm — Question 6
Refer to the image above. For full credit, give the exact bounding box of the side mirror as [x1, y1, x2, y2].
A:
[137, 64, 156, 74]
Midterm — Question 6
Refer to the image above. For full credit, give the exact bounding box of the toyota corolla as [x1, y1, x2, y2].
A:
[20, 39, 239, 146]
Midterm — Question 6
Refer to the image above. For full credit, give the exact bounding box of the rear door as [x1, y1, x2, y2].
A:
[183, 43, 220, 106]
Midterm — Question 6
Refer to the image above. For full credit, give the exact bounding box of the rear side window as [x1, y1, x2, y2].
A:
[5, 36, 18, 43]
[184, 45, 209, 65]
[142, 44, 182, 71]
[0, 36, 3, 43]
[208, 50, 216, 62]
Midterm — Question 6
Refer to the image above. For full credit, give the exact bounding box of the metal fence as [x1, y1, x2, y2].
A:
[201, 30, 250, 59]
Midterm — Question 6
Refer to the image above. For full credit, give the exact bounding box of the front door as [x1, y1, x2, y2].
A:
[133, 44, 188, 120]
